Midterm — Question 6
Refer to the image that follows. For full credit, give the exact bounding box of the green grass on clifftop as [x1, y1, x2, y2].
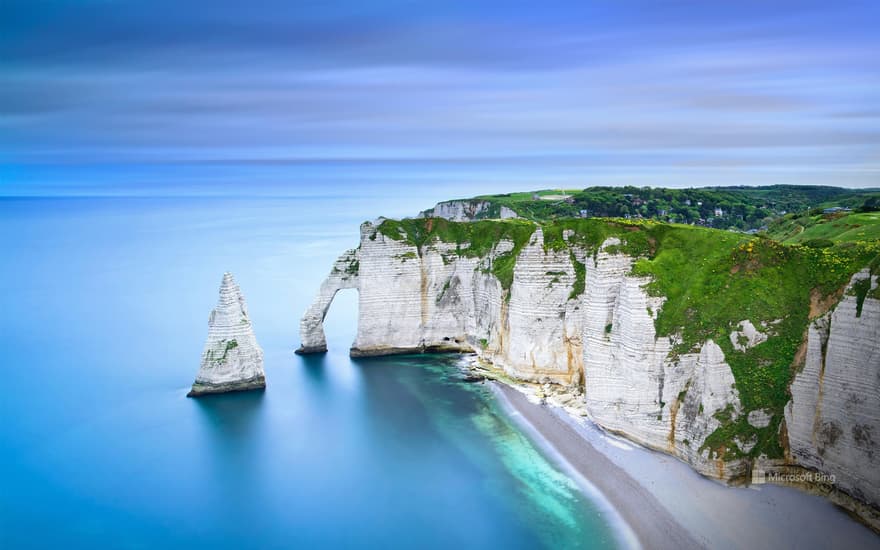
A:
[375, 214, 880, 461]
[767, 212, 880, 244]
[376, 217, 537, 290]
[634, 234, 880, 460]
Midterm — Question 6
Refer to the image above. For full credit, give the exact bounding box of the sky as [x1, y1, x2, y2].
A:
[2, 0, 879, 192]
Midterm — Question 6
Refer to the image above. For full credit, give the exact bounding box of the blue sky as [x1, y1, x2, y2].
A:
[2, 0, 879, 190]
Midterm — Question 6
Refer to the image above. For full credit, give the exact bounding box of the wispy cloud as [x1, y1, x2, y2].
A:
[2, 0, 879, 188]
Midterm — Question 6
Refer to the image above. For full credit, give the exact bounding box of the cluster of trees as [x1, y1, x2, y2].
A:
[492, 186, 876, 231]
[570, 187, 778, 229]
[857, 197, 880, 213]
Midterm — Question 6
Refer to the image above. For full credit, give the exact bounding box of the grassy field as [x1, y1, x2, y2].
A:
[768, 212, 880, 244]
[465, 185, 880, 230]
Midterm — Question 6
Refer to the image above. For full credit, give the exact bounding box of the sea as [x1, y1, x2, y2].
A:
[0, 163, 621, 549]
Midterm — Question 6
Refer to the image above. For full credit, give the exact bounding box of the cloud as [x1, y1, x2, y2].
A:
[1, 0, 879, 189]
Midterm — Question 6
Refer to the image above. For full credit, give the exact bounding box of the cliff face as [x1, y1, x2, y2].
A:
[301, 221, 578, 374]
[299, 218, 880, 526]
[298, 249, 359, 354]
[189, 272, 265, 397]
[579, 245, 744, 479]
[346, 220, 504, 357]
[785, 269, 880, 510]
[419, 199, 519, 221]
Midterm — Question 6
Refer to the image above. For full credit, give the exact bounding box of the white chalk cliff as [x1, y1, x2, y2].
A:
[578, 245, 744, 479]
[189, 272, 265, 397]
[786, 269, 880, 512]
[419, 199, 519, 221]
[297, 249, 359, 354]
[299, 220, 880, 528]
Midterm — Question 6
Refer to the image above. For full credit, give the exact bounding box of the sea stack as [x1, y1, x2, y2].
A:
[188, 272, 266, 397]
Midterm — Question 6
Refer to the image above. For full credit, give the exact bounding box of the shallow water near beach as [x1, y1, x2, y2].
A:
[0, 179, 620, 548]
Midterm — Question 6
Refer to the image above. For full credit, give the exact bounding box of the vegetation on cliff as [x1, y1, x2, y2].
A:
[545, 216, 878, 459]
[469, 185, 880, 230]
[541, 217, 877, 459]
[375, 210, 880, 462]
[376, 217, 536, 290]
[637, 232, 879, 459]
[767, 211, 880, 244]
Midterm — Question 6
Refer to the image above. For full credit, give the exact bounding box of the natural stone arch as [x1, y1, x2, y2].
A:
[296, 249, 359, 354]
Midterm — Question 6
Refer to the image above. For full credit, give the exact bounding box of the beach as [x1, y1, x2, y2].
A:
[493, 382, 880, 550]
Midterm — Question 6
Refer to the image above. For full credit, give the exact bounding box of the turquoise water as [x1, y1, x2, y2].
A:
[0, 187, 619, 548]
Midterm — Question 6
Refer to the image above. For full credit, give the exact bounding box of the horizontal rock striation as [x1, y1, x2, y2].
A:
[189, 272, 265, 397]
[785, 269, 880, 512]
[419, 199, 519, 221]
[297, 249, 359, 354]
[300, 217, 880, 527]
[352, 220, 495, 356]
[300, 222, 744, 470]
[581, 245, 744, 479]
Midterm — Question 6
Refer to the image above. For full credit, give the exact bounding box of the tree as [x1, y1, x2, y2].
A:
[857, 197, 880, 212]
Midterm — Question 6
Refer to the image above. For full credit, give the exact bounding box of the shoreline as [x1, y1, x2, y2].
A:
[492, 382, 700, 550]
[490, 380, 880, 550]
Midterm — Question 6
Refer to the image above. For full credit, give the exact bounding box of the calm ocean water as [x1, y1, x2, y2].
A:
[0, 180, 619, 548]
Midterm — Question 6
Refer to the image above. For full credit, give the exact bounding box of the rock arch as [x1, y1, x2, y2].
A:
[296, 249, 359, 354]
